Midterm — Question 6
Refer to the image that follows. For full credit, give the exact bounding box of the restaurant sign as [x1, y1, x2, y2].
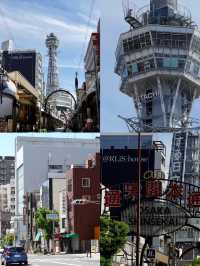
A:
[121, 199, 188, 237]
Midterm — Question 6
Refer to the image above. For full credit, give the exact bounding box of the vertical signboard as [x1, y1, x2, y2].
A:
[169, 132, 187, 181]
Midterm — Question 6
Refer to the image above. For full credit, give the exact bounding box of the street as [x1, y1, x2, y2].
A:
[27, 254, 100, 266]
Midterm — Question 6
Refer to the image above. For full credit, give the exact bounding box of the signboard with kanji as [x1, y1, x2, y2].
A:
[101, 148, 155, 218]
[105, 190, 121, 208]
[169, 132, 187, 181]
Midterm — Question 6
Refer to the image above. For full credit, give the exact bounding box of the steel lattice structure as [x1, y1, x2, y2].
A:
[46, 33, 59, 96]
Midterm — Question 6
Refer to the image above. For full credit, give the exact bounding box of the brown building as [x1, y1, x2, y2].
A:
[65, 153, 100, 252]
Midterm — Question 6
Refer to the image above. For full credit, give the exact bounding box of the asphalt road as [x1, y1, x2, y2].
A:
[28, 253, 100, 266]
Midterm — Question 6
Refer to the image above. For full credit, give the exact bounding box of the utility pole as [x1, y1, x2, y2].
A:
[136, 131, 141, 266]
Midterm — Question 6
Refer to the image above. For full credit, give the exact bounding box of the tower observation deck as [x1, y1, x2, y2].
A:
[115, 0, 200, 130]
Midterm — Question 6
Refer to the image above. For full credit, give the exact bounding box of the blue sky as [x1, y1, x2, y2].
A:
[0, 0, 100, 93]
[0, 133, 100, 156]
[101, 0, 200, 132]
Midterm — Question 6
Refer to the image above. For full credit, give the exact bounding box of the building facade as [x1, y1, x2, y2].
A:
[15, 136, 99, 242]
[2, 49, 43, 96]
[65, 153, 100, 252]
[0, 156, 15, 184]
[101, 134, 167, 265]
[73, 20, 100, 131]
[169, 131, 200, 262]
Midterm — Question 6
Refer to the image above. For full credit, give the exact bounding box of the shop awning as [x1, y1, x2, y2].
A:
[61, 233, 79, 239]
[34, 232, 42, 242]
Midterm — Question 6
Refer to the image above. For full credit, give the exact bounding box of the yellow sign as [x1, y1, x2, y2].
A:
[94, 226, 100, 239]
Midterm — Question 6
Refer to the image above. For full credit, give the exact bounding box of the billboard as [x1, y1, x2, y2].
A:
[101, 147, 155, 219]
[169, 132, 187, 181]
[2, 51, 36, 87]
[101, 148, 155, 186]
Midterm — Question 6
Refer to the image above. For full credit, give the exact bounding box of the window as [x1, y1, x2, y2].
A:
[81, 178, 91, 188]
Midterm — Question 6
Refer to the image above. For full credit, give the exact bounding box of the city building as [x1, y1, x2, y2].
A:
[115, 0, 200, 130]
[15, 136, 99, 242]
[9, 178, 16, 217]
[0, 184, 11, 211]
[65, 153, 100, 253]
[101, 134, 167, 265]
[0, 156, 15, 184]
[2, 48, 43, 97]
[23, 191, 40, 248]
[73, 20, 100, 131]
[169, 131, 200, 262]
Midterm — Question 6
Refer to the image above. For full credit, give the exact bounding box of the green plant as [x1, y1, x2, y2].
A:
[100, 216, 129, 266]
[35, 208, 59, 241]
[3, 233, 15, 246]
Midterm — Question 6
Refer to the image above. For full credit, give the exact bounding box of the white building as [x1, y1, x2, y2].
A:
[15, 136, 99, 241]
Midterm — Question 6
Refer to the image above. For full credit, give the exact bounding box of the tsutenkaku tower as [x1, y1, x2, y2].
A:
[116, 0, 200, 131]
[46, 33, 59, 96]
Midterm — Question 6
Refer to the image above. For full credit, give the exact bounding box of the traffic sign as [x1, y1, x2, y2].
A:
[46, 213, 59, 220]
[147, 248, 156, 259]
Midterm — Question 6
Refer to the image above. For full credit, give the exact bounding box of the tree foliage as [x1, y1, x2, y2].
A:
[100, 215, 129, 265]
[35, 208, 59, 240]
[3, 233, 15, 246]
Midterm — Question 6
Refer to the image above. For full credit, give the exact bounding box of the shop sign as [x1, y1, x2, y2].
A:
[105, 190, 121, 208]
[123, 199, 188, 237]
[170, 133, 186, 180]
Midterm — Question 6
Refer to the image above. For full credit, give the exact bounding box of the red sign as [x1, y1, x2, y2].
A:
[188, 192, 200, 207]
[124, 182, 139, 199]
[105, 190, 121, 208]
[166, 183, 183, 200]
[146, 180, 162, 198]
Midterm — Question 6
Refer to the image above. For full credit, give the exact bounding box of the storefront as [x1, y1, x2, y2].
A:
[8, 71, 39, 131]
[0, 78, 18, 132]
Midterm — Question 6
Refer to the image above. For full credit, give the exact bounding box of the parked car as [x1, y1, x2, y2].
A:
[1, 246, 28, 265]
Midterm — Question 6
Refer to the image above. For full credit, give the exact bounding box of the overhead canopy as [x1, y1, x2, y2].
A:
[2, 80, 18, 99]
[8, 71, 39, 100]
[61, 233, 79, 239]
